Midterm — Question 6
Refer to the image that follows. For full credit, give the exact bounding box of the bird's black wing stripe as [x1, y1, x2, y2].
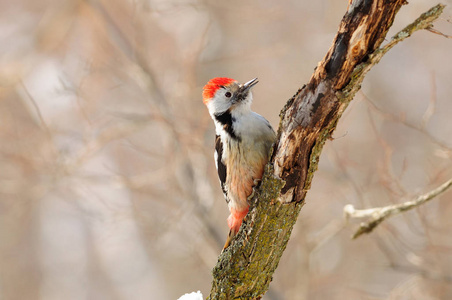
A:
[215, 135, 228, 202]
[214, 110, 240, 141]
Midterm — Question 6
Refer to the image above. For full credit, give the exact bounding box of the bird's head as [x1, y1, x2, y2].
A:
[202, 77, 259, 116]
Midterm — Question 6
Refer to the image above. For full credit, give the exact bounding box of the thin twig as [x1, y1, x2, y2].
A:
[426, 26, 452, 39]
[363, 92, 452, 152]
[342, 4, 445, 99]
[421, 72, 437, 129]
[19, 81, 52, 137]
[64, 119, 151, 173]
[344, 178, 452, 239]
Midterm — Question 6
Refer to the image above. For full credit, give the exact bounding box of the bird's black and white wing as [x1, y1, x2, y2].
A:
[214, 135, 228, 203]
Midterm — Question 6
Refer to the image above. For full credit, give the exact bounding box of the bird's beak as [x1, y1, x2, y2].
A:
[234, 78, 258, 104]
[241, 78, 259, 92]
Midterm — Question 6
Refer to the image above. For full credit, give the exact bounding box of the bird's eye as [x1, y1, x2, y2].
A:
[225, 92, 232, 98]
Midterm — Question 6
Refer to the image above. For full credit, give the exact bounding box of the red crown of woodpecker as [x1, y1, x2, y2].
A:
[202, 77, 237, 104]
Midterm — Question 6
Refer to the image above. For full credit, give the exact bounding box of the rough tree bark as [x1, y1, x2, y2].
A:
[208, 1, 445, 299]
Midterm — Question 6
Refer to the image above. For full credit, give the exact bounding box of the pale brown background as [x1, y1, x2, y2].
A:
[1, 0, 452, 299]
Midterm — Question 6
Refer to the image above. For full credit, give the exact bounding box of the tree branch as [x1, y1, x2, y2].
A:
[208, 2, 445, 299]
[345, 178, 452, 239]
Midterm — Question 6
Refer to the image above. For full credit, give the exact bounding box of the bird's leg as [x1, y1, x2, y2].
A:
[247, 178, 261, 202]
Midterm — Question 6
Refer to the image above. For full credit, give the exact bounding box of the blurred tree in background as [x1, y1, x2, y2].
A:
[0, 0, 451, 299]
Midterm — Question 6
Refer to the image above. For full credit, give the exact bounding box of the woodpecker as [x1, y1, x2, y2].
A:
[203, 77, 276, 249]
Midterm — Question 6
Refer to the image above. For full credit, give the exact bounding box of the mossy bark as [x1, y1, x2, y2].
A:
[208, 2, 444, 299]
